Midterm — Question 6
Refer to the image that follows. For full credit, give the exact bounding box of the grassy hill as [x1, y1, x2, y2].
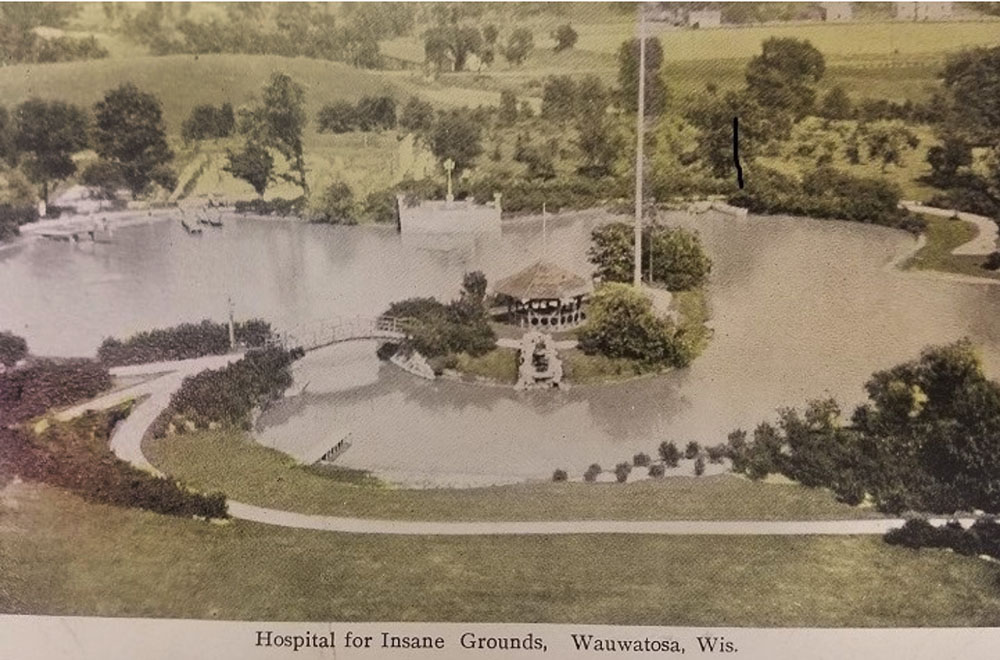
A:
[0, 54, 404, 136]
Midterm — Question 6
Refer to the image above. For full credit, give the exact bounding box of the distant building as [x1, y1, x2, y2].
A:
[687, 9, 721, 28]
[819, 2, 853, 22]
[895, 2, 953, 21]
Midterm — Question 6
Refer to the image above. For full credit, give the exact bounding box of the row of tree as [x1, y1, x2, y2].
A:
[0, 84, 174, 204]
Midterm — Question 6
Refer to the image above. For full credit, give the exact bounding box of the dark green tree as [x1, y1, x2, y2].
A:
[399, 96, 434, 133]
[242, 73, 308, 194]
[224, 141, 274, 197]
[13, 98, 89, 203]
[818, 85, 853, 120]
[497, 89, 518, 126]
[317, 101, 358, 134]
[541, 75, 577, 120]
[745, 37, 825, 119]
[617, 37, 667, 116]
[552, 24, 577, 52]
[428, 109, 483, 173]
[355, 96, 397, 131]
[504, 27, 533, 66]
[92, 83, 174, 198]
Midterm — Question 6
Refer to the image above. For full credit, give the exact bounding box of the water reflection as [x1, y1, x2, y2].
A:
[2, 210, 998, 485]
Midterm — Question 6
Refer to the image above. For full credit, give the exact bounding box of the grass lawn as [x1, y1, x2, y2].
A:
[144, 428, 880, 522]
[904, 215, 1000, 281]
[562, 349, 650, 384]
[450, 347, 519, 385]
[4, 482, 1000, 625]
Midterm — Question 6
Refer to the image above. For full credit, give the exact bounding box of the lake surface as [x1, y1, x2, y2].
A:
[2, 211, 998, 485]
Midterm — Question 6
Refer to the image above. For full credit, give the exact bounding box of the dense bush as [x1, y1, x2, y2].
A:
[633, 452, 650, 467]
[384, 273, 496, 359]
[648, 463, 665, 478]
[552, 468, 568, 482]
[181, 103, 235, 141]
[463, 173, 626, 216]
[694, 456, 706, 476]
[164, 347, 300, 431]
[233, 197, 306, 216]
[589, 223, 712, 291]
[984, 252, 1000, 271]
[0, 331, 28, 367]
[729, 340, 1000, 515]
[706, 444, 728, 464]
[0, 359, 111, 426]
[310, 181, 356, 224]
[317, 96, 396, 134]
[658, 441, 680, 468]
[97, 319, 274, 366]
[729, 166, 920, 232]
[583, 463, 602, 482]
[0, 411, 227, 519]
[885, 518, 1000, 559]
[614, 462, 632, 483]
[578, 283, 695, 368]
[684, 441, 701, 460]
[0, 203, 39, 241]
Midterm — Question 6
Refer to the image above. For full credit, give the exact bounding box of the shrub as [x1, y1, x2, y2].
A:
[97, 319, 274, 366]
[694, 455, 706, 476]
[317, 101, 359, 134]
[384, 275, 496, 359]
[0, 359, 111, 426]
[0, 331, 28, 367]
[684, 441, 701, 460]
[310, 181, 356, 224]
[633, 452, 651, 467]
[648, 463, 665, 478]
[729, 165, 913, 230]
[181, 103, 235, 141]
[658, 441, 680, 468]
[706, 444, 728, 464]
[0, 412, 227, 519]
[578, 283, 694, 368]
[984, 251, 1000, 271]
[233, 197, 306, 216]
[165, 347, 300, 429]
[614, 462, 632, 483]
[552, 468, 568, 482]
[583, 463, 602, 482]
[884, 518, 940, 549]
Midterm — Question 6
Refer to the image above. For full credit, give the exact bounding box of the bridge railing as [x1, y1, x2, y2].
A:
[264, 315, 411, 351]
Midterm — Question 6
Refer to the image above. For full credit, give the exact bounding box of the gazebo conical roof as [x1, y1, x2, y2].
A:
[494, 261, 592, 301]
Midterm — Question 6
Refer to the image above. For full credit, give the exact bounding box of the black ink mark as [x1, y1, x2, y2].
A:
[733, 117, 744, 189]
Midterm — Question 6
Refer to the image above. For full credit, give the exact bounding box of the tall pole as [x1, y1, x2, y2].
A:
[633, 5, 646, 288]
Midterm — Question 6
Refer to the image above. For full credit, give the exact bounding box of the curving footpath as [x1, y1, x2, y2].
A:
[49, 355, 976, 536]
[901, 201, 999, 256]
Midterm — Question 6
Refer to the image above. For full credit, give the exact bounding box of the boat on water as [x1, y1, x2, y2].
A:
[180, 217, 202, 235]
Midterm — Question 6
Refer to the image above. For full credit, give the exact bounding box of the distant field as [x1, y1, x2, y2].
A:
[586, 20, 1000, 59]
[5, 482, 1000, 625]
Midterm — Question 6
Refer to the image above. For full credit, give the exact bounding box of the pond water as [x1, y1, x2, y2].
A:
[2, 211, 998, 486]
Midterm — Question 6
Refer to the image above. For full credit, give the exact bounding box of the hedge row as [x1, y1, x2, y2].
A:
[0, 409, 227, 519]
[233, 197, 306, 217]
[153, 346, 302, 435]
[0, 359, 111, 426]
[885, 518, 1000, 560]
[729, 166, 925, 233]
[97, 319, 274, 366]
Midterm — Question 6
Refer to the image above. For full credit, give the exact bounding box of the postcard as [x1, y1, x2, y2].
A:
[2, 1, 1000, 657]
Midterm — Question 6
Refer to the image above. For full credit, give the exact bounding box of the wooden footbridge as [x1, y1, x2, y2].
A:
[266, 315, 410, 352]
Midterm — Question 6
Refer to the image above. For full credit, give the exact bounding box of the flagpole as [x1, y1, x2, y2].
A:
[633, 4, 646, 288]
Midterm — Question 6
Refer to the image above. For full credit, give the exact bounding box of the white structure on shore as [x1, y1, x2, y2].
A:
[819, 2, 853, 22]
[396, 194, 502, 235]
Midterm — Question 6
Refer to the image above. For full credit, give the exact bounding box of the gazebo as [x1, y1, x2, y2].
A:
[493, 261, 593, 330]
